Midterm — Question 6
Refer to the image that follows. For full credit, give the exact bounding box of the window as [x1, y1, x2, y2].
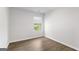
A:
[33, 16, 42, 32]
[34, 23, 41, 32]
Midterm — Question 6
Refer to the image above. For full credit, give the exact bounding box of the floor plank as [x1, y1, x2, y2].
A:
[8, 37, 76, 51]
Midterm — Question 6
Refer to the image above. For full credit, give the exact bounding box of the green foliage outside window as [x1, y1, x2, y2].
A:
[34, 23, 41, 32]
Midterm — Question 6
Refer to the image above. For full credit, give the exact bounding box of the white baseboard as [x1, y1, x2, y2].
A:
[45, 35, 79, 51]
[9, 36, 44, 43]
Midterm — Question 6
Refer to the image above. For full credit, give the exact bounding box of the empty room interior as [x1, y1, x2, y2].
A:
[1, 7, 79, 51]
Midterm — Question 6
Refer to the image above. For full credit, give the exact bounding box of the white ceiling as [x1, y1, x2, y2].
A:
[18, 7, 56, 14]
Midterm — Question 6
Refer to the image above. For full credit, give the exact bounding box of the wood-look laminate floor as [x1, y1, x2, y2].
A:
[8, 37, 76, 51]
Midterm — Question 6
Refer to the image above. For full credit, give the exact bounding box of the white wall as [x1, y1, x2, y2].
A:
[9, 8, 44, 43]
[45, 8, 79, 50]
[0, 7, 9, 48]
